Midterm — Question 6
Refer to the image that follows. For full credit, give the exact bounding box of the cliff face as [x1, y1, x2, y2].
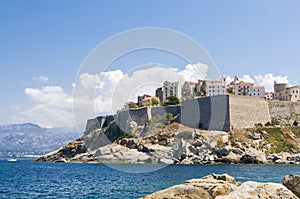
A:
[36, 96, 300, 164]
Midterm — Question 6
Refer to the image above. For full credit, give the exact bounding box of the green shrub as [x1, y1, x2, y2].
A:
[166, 113, 174, 122]
[125, 134, 135, 138]
[262, 128, 295, 153]
[163, 95, 180, 106]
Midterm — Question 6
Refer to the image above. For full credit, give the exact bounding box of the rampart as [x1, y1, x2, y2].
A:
[181, 95, 230, 131]
[86, 95, 300, 133]
[268, 101, 300, 118]
[229, 95, 270, 129]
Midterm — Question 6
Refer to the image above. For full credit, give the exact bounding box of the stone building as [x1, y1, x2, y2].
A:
[137, 94, 152, 106]
[274, 82, 300, 101]
[155, 87, 165, 102]
[182, 81, 197, 96]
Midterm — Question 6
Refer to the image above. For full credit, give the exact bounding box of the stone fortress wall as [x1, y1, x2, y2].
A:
[268, 101, 300, 118]
[85, 95, 300, 133]
[180, 95, 230, 131]
[229, 95, 271, 129]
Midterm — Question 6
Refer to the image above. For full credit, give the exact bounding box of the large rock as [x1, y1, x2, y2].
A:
[216, 181, 297, 199]
[141, 174, 236, 199]
[215, 148, 230, 158]
[141, 184, 212, 199]
[283, 174, 300, 197]
[142, 174, 298, 199]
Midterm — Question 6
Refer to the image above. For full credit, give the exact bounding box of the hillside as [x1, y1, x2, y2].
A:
[0, 123, 78, 157]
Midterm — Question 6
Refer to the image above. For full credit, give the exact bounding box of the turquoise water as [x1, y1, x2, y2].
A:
[1, 160, 300, 198]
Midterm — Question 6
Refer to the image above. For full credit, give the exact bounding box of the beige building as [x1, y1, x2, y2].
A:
[274, 82, 300, 101]
[137, 94, 152, 106]
[182, 81, 197, 97]
[234, 81, 254, 96]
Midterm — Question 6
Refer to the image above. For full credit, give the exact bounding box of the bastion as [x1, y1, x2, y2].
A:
[85, 95, 300, 133]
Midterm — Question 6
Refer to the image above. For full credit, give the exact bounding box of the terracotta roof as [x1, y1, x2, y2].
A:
[253, 86, 264, 88]
[188, 81, 197, 85]
[236, 81, 254, 85]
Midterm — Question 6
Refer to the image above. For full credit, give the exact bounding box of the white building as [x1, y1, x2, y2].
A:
[265, 92, 274, 100]
[163, 81, 182, 101]
[253, 86, 265, 98]
[233, 80, 265, 98]
[201, 80, 226, 97]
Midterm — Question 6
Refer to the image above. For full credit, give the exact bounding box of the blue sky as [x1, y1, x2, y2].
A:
[1, 0, 300, 127]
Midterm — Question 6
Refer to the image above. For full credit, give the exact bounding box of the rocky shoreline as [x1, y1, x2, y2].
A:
[141, 173, 300, 199]
[36, 121, 300, 165]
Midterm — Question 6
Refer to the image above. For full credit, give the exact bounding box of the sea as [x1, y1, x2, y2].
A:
[1, 160, 300, 198]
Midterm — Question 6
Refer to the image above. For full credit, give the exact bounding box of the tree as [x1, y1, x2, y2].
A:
[164, 95, 180, 106]
[151, 96, 160, 106]
[124, 102, 138, 109]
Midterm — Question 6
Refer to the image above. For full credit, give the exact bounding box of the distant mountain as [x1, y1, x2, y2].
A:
[0, 123, 79, 155]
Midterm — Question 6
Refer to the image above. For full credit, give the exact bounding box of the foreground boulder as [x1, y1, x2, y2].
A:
[141, 174, 237, 199]
[217, 182, 297, 199]
[141, 174, 298, 199]
[283, 174, 300, 198]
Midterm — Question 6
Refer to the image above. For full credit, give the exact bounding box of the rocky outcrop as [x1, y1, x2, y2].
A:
[217, 181, 297, 199]
[283, 174, 300, 198]
[36, 124, 300, 164]
[141, 174, 236, 199]
[141, 174, 298, 199]
[35, 140, 86, 162]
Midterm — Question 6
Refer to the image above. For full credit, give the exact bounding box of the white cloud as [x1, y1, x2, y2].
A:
[13, 86, 74, 128]
[33, 76, 49, 82]
[14, 63, 209, 130]
[255, 73, 289, 92]
[240, 75, 255, 83]
[178, 62, 208, 82]
[225, 75, 234, 85]
[226, 73, 290, 92]
[25, 86, 69, 107]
